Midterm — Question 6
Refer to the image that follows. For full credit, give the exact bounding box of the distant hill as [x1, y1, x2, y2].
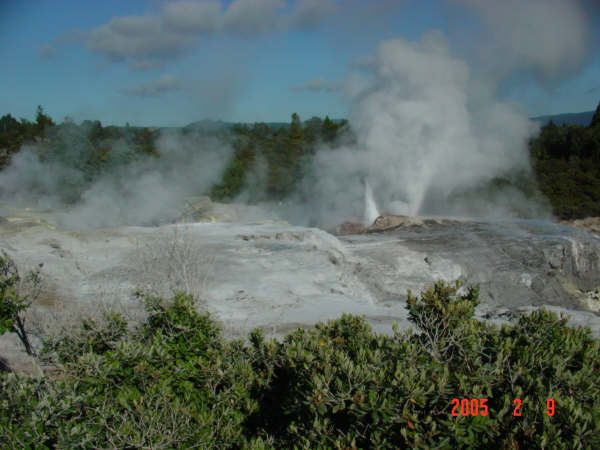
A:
[531, 111, 594, 127]
[182, 114, 596, 130]
[182, 119, 232, 132]
[181, 118, 346, 131]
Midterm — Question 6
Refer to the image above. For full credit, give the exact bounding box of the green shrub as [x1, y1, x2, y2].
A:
[0, 251, 39, 356]
[40, 310, 128, 364]
[1, 282, 599, 449]
[0, 373, 60, 448]
[140, 292, 222, 359]
[247, 281, 599, 449]
[5, 292, 262, 448]
[406, 280, 481, 364]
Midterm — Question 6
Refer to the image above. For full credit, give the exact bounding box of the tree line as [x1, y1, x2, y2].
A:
[2, 102, 600, 219]
[210, 114, 348, 201]
[528, 101, 600, 218]
[0, 108, 348, 206]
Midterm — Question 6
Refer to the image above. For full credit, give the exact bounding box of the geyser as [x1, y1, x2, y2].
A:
[363, 178, 380, 226]
[303, 31, 549, 227]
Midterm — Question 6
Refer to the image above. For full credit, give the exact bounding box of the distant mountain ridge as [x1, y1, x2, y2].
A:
[181, 118, 347, 131]
[178, 113, 595, 130]
[182, 119, 231, 132]
[531, 111, 595, 126]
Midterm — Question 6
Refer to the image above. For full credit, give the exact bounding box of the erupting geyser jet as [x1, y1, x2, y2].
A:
[363, 178, 380, 226]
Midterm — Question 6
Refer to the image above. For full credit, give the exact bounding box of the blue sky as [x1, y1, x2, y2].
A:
[1, 0, 599, 126]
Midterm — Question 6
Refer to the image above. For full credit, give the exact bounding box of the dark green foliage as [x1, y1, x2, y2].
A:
[210, 113, 347, 202]
[4, 104, 600, 220]
[406, 280, 480, 363]
[247, 282, 599, 449]
[140, 292, 222, 359]
[0, 107, 160, 184]
[2, 281, 599, 448]
[133, 127, 159, 156]
[0, 106, 55, 168]
[406, 280, 480, 332]
[40, 311, 128, 363]
[0, 253, 24, 336]
[321, 116, 339, 143]
[590, 100, 600, 129]
[0, 110, 45, 168]
[0, 252, 39, 356]
[211, 142, 256, 200]
[529, 108, 600, 219]
[5, 292, 263, 448]
[35, 105, 55, 136]
[0, 107, 350, 207]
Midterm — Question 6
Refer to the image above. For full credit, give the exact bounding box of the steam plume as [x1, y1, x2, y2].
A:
[0, 130, 232, 229]
[297, 31, 550, 227]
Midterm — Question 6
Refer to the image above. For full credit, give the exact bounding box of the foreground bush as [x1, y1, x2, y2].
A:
[0, 251, 40, 356]
[1, 282, 599, 448]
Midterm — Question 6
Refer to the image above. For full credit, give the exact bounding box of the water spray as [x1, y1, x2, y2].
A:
[363, 178, 380, 226]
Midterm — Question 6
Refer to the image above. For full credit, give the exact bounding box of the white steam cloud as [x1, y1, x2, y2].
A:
[0, 131, 232, 229]
[296, 31, 549, 227]
[455, 0, 593, 83]
[297, 0, 596, 226]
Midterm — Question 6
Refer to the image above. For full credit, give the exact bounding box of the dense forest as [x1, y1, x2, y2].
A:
[210, 114, 347, 201]
[1, 103, 600, 219]
[529, 101, 600, 218]
[0, 107, 347, 208]
[0, 106, 160, 203]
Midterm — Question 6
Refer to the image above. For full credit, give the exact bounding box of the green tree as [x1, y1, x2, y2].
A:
[81, 120, 104, 144]
[303, 116, 322, 145]
[133, 127, 158, 155]
[35, 105, 55, 136]
[0, 114, 19, 133]
[590, 100, 600, 128]
[321, 115, 339, 142]
[0, 253, 39, 356]
[0, 114, 24, 159]
[290, 113, 302, 138]
[250, 122, 270, 140]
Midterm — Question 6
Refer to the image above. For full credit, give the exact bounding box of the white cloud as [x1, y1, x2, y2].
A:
[162, 1, 222, 34]
[86, 16, 194, 69]
[121, 75, 183, 97]
[455, 0, 593, 82]
[288, 0, 338, 28]
[54, 0, 341, 70]
[222, 0, 286, 35]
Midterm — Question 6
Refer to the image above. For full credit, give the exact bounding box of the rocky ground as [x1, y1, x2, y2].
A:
[560, 217, 600, 236]
[1, 200, 599, 374]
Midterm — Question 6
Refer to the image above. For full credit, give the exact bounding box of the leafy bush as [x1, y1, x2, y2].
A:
[6, 292, 263, 448]
[250, 282, 599, 448]
[0, 252, 40, 356]
[40, 310, 128, 364]
[1, 282, 599, 448]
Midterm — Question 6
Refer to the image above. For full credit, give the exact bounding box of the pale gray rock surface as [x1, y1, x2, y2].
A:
[1, 206, 599, 373]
